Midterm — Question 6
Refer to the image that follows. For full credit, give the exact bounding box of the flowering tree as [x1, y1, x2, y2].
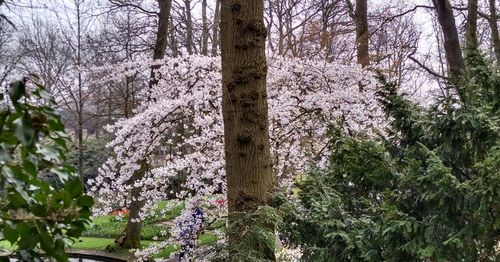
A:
[88, 55, 385, 260]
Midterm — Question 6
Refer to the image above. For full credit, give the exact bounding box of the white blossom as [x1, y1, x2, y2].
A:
[88, 55, 386, 259]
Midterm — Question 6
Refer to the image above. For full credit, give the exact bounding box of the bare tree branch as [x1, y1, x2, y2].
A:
[107, 0, 159, 16]
[408, 50, 446, 80]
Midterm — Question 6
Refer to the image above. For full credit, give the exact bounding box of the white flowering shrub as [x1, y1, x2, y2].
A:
[87, 55, 385, 259]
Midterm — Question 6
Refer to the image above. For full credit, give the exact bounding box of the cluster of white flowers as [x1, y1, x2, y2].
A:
[87, 55, 385, 259]
[276, 246, 303, 262]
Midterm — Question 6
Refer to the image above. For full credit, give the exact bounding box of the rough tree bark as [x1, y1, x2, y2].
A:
[147, 0, 173, 101]
[488, 0, 500, 64]
[122, 162, 148, 249]
[183, 0, 194, 54]
[355, 0, 369, 67]
[431, 0, 466, 78]
[320, 1, 331, 50]
[169, 16, 179, 57]
[122, 0, 172, 249]
[220, 0, 275, 259]
[465, 0, 478, 61]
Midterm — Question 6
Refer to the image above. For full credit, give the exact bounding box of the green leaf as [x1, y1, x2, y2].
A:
[4, 225, 18, 244]
[65, 177, 83, 198]
[18, 234, 39, 250]
[50, 167, 70, 181]
[77, 195, 93, 207]
[13, 116, 35, 147]
[78, 208, 92, 219]
[37, 144, 62, 162]
[0, 132, 18, 145]
[8, 80, 26, 105]
[15, 222, 31, 236]
[30, 204, 48, 217]
[47, 119, 65, 132]
[39, 232, 55, 256]
[23, 160, 37, 176]
[33, 88, 55, 104]
[52, 137, 67, 149]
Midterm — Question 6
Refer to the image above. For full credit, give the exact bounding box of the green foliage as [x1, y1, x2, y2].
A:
[279, 60, 500, 261]
[213, 206, 281, 262]
[0, 78, 93, 261]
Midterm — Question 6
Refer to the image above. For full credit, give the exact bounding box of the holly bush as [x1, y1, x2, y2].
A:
[0, 78, 93, 262]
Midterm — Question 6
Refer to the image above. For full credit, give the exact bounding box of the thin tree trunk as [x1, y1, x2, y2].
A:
[220, 0, 275, 259]
[107, 85, 112, 124]
[266, 1, 275, 53]
[184, 0, 194, 55]
[169, 16, 179, 57]
[431, 0, 466, 79]
[124, 76, 131, 118]
[355, 0, 369, 67]
[122, 0, 172, 249]
[320, 2, 329, 50]
[465, 0, 478, 61]
[76, 1, 84, 182]
[278, 14, 285, 55]
[94, 88, 100, 139]
[211, 0, 220, 56]
[201, 0, 209, 55]
[488, 0, 500, 64]
[285, 8, 294, 56]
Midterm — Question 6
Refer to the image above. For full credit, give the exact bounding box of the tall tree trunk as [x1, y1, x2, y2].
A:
[169, 16, 179, 57]
[122, 0, 172, 249]
[211, 0, 221, 56]
[123, 162, 148, 249]
[201, 0, 209, 55]
[320, 2, 330, 50]
[184, 0, 194, 55]
[355, 0, 369, 67]
[465, 0, 478, 61]
[488, 0, 500, 64]
[265, 1, 275, 54]
[220, 0, 275, 260]
[277, 14, 285, 55]
[431, 0, 466, 79]
[76, 1, 84, 183]
[94, 87, 101, 139]
[148, 0, 173, 102]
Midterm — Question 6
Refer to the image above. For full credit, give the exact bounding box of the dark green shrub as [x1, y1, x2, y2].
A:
[279, 59, 500, 261]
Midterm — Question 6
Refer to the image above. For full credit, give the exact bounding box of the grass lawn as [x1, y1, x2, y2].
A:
[73, 233, 216, 259]
[77, 200, 217, 258]
[71, 237, 144, 249]
[83, 200, 184, 241]
[2, 199, 219, 259]
[151, 201, 185, 222]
